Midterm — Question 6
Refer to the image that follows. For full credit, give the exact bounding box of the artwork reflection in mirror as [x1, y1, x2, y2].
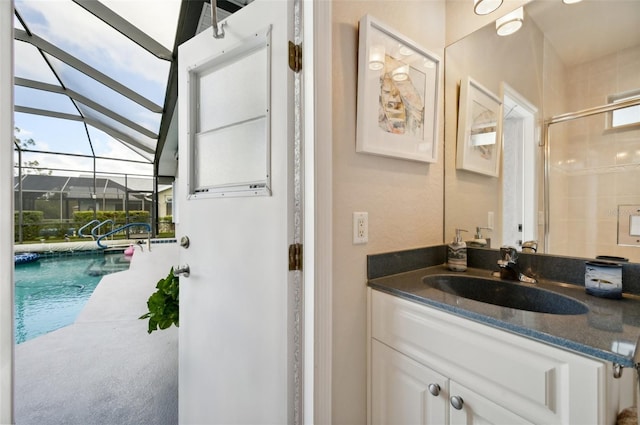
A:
[356, 14, 440, 163]
[456, 77, 502, 177]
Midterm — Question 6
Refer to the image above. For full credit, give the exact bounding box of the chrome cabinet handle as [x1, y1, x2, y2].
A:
[428, 383, 441, 397]
[173, 264, 190, 278]
[450, 395, 464, 410]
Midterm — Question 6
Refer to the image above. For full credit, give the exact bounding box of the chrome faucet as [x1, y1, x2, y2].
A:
[497, 246, 536, 284]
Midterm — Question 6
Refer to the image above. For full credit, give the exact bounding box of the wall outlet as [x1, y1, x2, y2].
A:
[353, 212, 368, 244]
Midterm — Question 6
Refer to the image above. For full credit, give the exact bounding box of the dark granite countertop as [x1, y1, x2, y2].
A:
[369, 264, 640, 367]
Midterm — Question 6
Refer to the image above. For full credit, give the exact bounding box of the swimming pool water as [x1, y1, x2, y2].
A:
[14, 253, 131, 344]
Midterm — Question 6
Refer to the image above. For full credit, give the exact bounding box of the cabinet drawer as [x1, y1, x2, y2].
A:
[371, 290, 605, 424]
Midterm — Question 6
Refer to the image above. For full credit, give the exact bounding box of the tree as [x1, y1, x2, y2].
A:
[14, 127, 52, 175]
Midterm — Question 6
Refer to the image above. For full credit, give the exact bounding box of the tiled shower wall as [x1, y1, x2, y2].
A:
[548, 45, 640, 261]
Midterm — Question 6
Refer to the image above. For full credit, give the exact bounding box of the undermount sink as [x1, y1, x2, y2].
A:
[422, 274, 589, 315]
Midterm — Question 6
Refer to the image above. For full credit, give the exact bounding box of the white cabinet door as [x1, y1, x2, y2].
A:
[372, 339, 448, 425]
[448, 381, 534, 425]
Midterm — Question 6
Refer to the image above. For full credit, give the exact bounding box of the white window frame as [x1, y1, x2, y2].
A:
[607, 89, 640, 130]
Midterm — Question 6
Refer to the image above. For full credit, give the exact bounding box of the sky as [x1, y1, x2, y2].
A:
[13, 0, 181, 177]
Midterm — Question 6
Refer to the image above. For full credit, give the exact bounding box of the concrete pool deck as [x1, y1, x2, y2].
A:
[15, 243, 179, 425]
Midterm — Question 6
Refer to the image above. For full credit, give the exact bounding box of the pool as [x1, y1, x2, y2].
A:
[14, 253, 131, 344]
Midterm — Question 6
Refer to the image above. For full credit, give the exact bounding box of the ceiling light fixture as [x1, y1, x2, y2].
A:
[474, 0, 503, 15]
[562, 0, 583, 4]
[496, 7, 524, 37]
[391, 65, 409, 82]
[369, 45, 385, 71]
[398, 46, 414, 56]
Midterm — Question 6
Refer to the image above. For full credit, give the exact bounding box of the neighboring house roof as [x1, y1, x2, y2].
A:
[13, 175, 151, 200]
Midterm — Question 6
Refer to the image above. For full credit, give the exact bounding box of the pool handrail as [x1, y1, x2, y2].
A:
[78, 219, 100, 239]
[96, 222, 152, 250]
[91, 219, 115, 239]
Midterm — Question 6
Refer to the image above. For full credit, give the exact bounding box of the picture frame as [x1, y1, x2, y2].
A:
[456, 76, 503, 177]
[356, 14, 440, 163]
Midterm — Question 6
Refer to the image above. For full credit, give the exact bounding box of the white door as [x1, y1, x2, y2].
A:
[176, 1, 300, 423]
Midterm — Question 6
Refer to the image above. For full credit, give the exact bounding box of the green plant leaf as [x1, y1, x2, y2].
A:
[139, 267, 179, 334]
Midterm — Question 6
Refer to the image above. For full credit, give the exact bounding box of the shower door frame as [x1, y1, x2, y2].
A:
[543, 96, 640, 252]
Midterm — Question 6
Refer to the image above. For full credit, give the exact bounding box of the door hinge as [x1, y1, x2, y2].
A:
[288, 41, 302, 73]
[288, 243, 303, 271]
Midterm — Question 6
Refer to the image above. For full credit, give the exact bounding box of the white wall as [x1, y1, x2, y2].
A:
[544, 39, 570, 254]
[331, 1, 445, 423]
[157, 188, 172, 218]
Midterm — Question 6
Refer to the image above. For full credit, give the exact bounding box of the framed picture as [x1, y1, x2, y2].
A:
[356, 15, 440, 163]
[456, 77, 502, 177]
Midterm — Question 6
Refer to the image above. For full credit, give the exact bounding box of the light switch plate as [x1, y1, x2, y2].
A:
[618, 205, 640, 246]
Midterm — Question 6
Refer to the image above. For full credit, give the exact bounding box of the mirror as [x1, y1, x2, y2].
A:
[444, 0, 640, 262]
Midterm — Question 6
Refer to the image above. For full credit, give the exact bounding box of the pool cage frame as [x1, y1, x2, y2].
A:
[11, 1, 245, 245]
[13, 144, 161, 244]
[10, 0, 243, 247]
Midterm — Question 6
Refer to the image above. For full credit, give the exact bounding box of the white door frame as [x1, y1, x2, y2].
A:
[1, 0, 15, 423]
[308, 0, 332, 423]
[500, 83, 538, 249]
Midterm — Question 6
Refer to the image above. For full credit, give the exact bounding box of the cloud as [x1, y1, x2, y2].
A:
[102, 0, 181, 50]
[14, 40, 60, 84]
[18, 0, 170, 86]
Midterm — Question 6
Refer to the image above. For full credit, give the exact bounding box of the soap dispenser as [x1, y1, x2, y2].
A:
[448, 229, 468, 272]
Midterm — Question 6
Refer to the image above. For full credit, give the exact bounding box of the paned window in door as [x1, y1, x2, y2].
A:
[188, 30, 271, 197]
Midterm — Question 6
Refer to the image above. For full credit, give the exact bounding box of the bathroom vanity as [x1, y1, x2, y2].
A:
[367, 248, 640, 425]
